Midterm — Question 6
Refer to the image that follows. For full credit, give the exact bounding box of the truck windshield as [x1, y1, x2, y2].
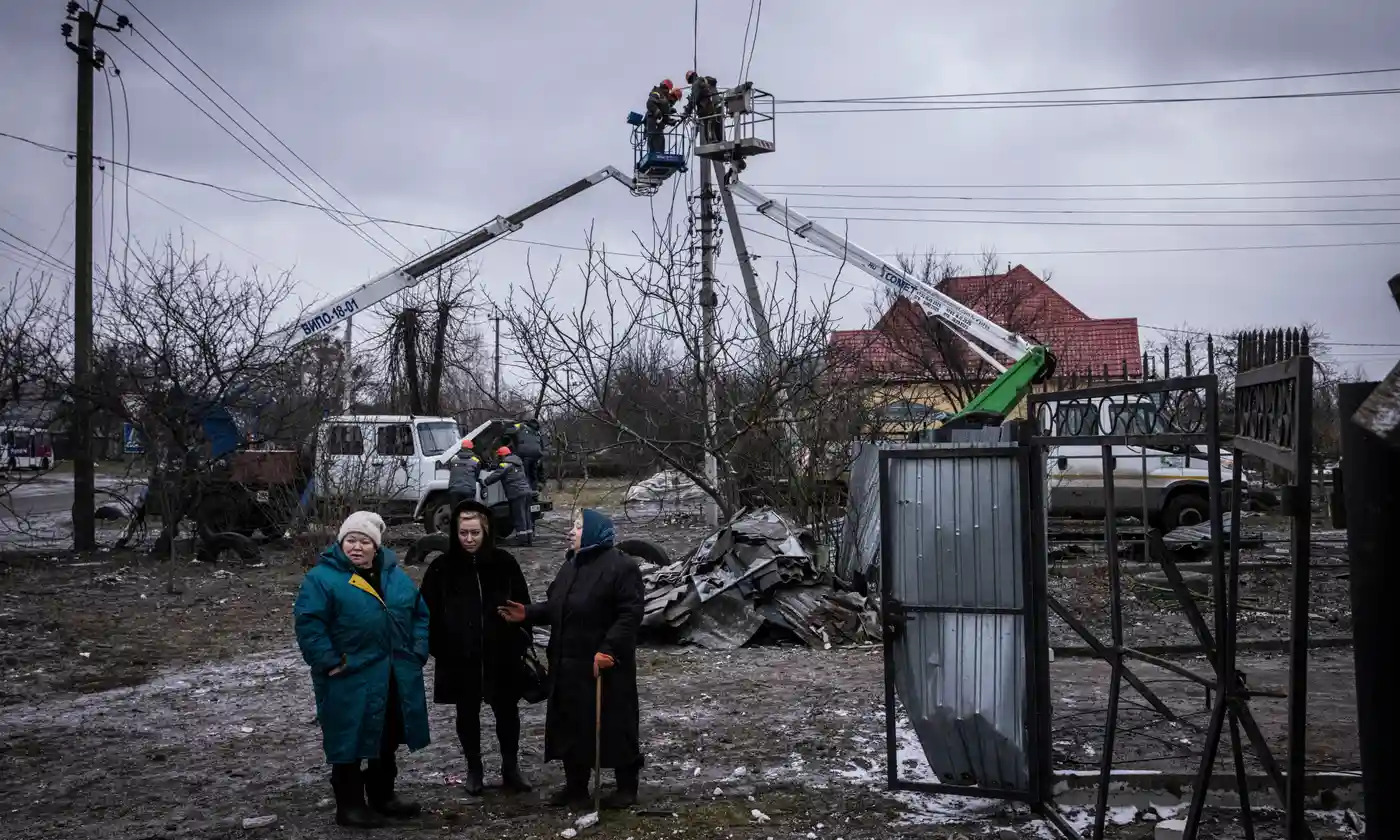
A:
[417, 422, 460, 456]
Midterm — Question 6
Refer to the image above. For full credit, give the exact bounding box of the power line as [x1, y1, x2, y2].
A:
[740, 0, 762, 83]
[750, 176, 1400, 189]
[1140, 323, 1399, 349]
[108, 32, 400, 261]
[745, 211, 1400, 228]
[0, 226, 75, 274]
[7, 129, 1400, 260]
[775, 86, 1400, 114]
[776, 66, 1400, 104]
[759, 189, 1400, 203]
[121, 0, 411, 259]
[764, 203, 1400, 217]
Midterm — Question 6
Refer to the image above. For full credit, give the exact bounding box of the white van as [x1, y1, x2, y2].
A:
[314, 414, 458, 527]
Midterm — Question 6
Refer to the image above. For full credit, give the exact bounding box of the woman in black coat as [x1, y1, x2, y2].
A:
[419, 499, 533, 794]
[500, 508, 645, 810]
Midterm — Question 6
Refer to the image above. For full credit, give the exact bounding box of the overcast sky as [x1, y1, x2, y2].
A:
[3, 0, 1398, 381]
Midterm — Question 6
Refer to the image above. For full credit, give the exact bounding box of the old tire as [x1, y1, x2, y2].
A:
[404, 533, 449, 566]
[617, 538, 670, 567]
[1162, 491, 1209, 531]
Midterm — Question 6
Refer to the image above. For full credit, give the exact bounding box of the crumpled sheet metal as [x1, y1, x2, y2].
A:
[639, 507, 881, 650]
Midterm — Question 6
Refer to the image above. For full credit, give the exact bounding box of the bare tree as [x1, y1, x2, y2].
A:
[79, 236, 307, 577]
[364, 262, 489, 417]
[0, 274, 68, 534]
[501, 228, 870, 521]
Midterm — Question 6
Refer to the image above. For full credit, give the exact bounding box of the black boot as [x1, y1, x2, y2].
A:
[501, 759, 533, 794]
[463, 754, 485, 796]
[331, 764, 385, 829]
[365, 755, 420, 819]
[546, 763, 590, 808]
[601, 763, 639, 811]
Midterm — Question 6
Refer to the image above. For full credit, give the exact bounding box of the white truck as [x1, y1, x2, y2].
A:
[313, 415, 547, 535]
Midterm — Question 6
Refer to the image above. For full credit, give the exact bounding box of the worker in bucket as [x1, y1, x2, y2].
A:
[481, 445, 534, 546]
[447, 439, 482, 506]
[682, 70, 722, 145]
[644, 78, 679, 155]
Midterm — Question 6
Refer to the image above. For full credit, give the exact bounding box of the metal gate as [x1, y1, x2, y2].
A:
[879, 426, 1066, 832]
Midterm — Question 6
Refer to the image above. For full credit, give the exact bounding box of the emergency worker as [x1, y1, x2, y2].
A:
[481, 446, 533, 546]
[508, 419, 544, 491]
[683, 70, 722, 144]
[644, 79, 678, 155]
[447, 439, 482, 506]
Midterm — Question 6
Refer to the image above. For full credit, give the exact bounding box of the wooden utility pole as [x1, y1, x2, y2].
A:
[64, 2, 126, 549]
[697, 155, 719, 527]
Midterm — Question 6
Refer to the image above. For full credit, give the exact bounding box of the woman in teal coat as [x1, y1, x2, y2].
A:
[294, 511, 431, 829]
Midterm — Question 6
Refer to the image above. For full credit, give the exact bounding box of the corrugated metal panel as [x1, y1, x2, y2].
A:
[884, 438, 1031, 793]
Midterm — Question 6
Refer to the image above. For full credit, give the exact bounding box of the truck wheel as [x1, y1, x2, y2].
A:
[1162, 491, 1208, 530]
[421, 493, 452, 534]
[404, 533, 449, 566]
[617, 538, 670, 567]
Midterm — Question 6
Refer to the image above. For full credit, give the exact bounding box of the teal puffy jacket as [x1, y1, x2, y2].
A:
[293, 543, 431, 764]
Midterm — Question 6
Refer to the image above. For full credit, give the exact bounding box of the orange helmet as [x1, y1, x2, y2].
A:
[496, 446, 511, 457]
[670, 88, 683, 101]
[661, 78, 673, 89]
[460, 438, 473, 449]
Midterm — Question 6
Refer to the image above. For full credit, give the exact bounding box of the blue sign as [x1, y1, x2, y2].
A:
[122, 423, 145, 454]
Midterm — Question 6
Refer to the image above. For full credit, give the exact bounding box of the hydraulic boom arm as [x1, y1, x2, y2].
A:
[277, 166, 636, 349]
[723, 179, 1056, 422]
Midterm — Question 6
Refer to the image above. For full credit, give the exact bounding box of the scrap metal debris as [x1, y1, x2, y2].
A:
[640, 508, 880, 651]
[624, 470, 709, 506]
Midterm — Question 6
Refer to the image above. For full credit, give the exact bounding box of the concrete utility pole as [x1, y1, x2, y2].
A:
[340, 316, 354, 410]
[63, 1, 126, 550]
[492, 311, 503, 405]
[697, 154, 720, 527]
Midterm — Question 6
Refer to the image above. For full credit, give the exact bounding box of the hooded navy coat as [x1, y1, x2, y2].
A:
[293, 543, 432, 765]
[419, 499, 532, 704]
[525, 509, 645, 770]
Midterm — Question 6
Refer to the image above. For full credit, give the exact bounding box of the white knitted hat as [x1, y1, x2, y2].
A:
[338, 511, 385, 547]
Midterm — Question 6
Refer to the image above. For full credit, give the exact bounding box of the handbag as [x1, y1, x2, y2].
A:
[518, 629, 549, 704]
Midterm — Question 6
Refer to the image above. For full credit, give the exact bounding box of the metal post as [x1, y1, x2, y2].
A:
[1285, 353, 1314, 839]
[698, 152, 719, 526]
[1340, 380, 1394, 840]
[69, 6, 98, 551]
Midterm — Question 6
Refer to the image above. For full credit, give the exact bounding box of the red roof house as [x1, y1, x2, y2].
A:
[830, 264, 1142, 385]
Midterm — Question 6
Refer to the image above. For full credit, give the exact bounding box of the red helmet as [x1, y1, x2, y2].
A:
[685, 70, 697, 83]
[460, 438, 473, 449]
[670, 88, 683, 101]
[496, 446, 511, 457]
[661, 78, 673, 89]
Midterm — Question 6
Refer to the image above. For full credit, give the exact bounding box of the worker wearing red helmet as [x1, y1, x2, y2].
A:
[481, 445, 534, 545]
[643, 78, 681, 156]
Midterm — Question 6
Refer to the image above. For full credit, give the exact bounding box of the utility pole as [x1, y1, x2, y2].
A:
[698, 151, 720, 527]
[492, 311, 502, 405]
[340, 316, 354, 411]
[63, 2, 127, 551]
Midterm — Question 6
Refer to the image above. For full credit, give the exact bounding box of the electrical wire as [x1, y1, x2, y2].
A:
[0, 226, 75, 274]
[775, 86, 1400, 114]
[120, 0, 411, 260]
[739, 0, 762, 84]
[101, 58, 118, 284]
[7, 129, 1400, 259]
[756, 202, 1400, 217]
[757, 189, 1400, 203]
[108, 33, 400, 262]
[110, 55, 135, 280]
[749, 176, 1400, 189]
[776, 66, 1400, 104]
[750, 211, 1400, 228]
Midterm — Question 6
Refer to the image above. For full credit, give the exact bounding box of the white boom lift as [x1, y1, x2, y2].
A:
[274, 166, 637, 349]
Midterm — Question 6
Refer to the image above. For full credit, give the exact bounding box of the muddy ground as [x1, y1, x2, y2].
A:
[0, 498, 1363, 840]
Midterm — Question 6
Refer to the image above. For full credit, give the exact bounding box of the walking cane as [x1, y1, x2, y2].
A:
[574, 673, 603, 831]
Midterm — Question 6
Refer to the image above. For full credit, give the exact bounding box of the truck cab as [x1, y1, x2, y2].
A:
[313, 414, 459, 527]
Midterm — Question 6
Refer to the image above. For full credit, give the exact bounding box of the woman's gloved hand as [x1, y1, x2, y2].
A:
[593, 652, 615, 678]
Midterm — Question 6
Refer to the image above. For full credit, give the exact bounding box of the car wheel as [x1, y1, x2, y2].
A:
[1162, 492, 1209, 530]
[617, 538, 670, 567]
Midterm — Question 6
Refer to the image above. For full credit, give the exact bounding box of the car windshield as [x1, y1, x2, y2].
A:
[417, 421, 460, 456]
